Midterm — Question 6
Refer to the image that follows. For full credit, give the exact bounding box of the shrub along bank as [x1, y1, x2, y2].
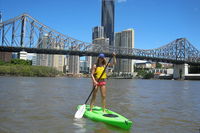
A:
[0, 59, 61, 77]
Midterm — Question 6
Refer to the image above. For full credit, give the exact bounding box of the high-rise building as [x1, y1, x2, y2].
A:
[80, 60, 88, 73]
[68, 55, 80, 74]
[101, 0, 115, 46]
[36, 34, 65, 72]
[85, 56, 92, 73]
[92, 26, 104, 40]
[91, 26, 109, 71]
[93, 37, 109, 52]
[31, 54, 37, 66]
[114, 29, 135, 75]
[92, 37, 109, 66]
[36, 34, 50, 66]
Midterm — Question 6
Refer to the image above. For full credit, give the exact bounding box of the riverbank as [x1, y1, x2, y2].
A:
[0, 65, 62, 77]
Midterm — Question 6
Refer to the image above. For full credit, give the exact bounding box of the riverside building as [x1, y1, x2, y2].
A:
[114, 29, 135, 75]
[36, 34, 65, 72]
[91, 26, 109, 68]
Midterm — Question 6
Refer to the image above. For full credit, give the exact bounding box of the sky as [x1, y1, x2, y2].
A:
[1, 0, 200, 50]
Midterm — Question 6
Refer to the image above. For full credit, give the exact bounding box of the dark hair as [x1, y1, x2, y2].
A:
[96, 57, 106, 66]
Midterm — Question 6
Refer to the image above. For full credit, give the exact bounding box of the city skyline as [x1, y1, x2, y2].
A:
[1, 0, 200, 50]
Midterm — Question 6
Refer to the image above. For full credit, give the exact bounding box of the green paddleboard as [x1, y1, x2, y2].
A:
[77, 105, 133, 130]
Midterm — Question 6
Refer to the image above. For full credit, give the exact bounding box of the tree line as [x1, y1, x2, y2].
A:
[0, 59, 62, 77]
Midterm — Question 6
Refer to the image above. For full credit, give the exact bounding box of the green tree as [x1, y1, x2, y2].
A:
[156, 62, 162, 68]
[0, 59, 6, 65]
[143, 72, 154, 79]
[10, 59, 32, 65]
[137, 69, 154, 79]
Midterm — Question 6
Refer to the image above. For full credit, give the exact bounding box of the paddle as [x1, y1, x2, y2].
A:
[74, 56, 113, 119]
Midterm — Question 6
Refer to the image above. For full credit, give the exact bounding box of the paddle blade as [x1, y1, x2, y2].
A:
[74, 104, 86, 119]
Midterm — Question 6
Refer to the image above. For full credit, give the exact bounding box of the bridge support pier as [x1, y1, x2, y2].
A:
[173, 64, 188, 80]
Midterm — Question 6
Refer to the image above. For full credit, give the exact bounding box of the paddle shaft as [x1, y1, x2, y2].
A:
[84, 57, 113, 104]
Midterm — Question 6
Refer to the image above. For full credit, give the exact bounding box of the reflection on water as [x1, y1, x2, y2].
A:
[73, 119, 86, 133]
[0, 77, 200, 133]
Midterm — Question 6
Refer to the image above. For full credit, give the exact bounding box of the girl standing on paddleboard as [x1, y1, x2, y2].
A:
[90, 53, 116, 112]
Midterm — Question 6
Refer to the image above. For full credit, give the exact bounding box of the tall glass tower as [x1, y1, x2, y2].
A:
[101, 0, 115, 46]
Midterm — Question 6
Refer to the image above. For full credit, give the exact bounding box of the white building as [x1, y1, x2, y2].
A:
[68, 55, 80, 74]
[92, 37, 110, 68]
[80, 60, 88, 73]
[19, 51, 27, 60]
[36, 34, 65, 72]
[86, 56, 92, 73]
[114, 29, 135, 75]
[92, 26, 104, 40]
[31, 54, 37, 66]
[91, 26, 109, 71]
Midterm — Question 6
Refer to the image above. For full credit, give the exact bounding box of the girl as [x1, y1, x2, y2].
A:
[90, 53, 116, 112]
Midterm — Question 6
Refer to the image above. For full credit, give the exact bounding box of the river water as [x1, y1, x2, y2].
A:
[0, 77, 199, 133]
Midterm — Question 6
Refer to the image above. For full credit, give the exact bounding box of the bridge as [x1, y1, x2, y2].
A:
[0, 14, 200, 66]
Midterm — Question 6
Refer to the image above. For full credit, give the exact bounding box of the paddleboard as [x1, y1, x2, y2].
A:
[77, 105, 132, 130]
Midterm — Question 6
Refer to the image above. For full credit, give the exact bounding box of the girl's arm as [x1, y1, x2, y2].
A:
[109, 53, 116, 67]
[91, 64, 98, 85]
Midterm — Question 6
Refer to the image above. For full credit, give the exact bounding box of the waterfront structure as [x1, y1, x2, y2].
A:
[31, 54, 37, 66]
[101, 0, 115, 46]
[135, 61, 153, 69]
[114, 29, 135, 75]
[19, 51, 27, 60]
[80, 60, 88, 73]
[36, 34, 50, 66]
[36, 34, 65, 72]
[85, 56, 92, 73]
[12, 53, 18, 59]
[25, 53, 37, 65]
[0, 52, 12, 62]
[63, 55, 69, 73]
[68, 55, 80, 74]
[68, 48, 80, 75]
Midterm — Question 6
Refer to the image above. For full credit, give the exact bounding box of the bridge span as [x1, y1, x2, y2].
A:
[0, 14, 200, 66]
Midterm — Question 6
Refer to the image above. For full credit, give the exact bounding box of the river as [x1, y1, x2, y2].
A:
[0, 77, 199, 133]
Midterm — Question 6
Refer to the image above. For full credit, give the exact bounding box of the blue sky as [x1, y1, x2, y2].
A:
[1, 0, 200, 50]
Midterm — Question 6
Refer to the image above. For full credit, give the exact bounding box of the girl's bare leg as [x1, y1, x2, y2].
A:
[100, 85, 106, 112]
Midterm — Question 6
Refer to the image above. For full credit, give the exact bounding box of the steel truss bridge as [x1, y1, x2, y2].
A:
[0, 14, 200, 65]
